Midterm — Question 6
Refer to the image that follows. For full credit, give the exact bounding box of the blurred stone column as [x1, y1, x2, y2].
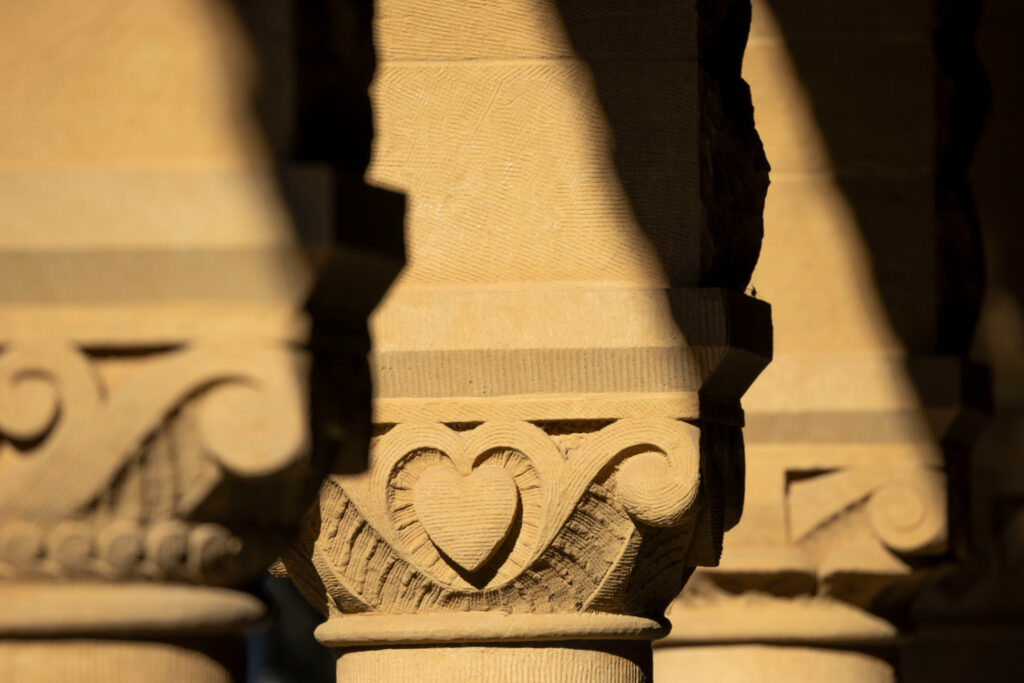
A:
[654, 0, 988, 680]
[272, 0, 771, 681]
[0, 1, 395, 680]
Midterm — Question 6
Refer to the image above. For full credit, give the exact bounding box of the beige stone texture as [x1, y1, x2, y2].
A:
[0, 0, 773, 680]
[271, 0, 770, 679]
[337, 642, 652, 683]
[655, 0, 987, 680]
[655, 645, 895, 683]
[0, 1, 319, 680]
[0, 640, 239, 683]
[366, 0, 701, 290]
[0, 0, 311, 313]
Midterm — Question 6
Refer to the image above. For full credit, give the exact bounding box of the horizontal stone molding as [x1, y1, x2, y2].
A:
[316, 612, 666, 647]
[0, 582, 265, 637]
[372, 392, 704, 423]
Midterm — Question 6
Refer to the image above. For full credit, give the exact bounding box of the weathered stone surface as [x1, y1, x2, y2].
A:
[270, 1, 771, 680]
[0, 0, 773, 680]
[0, 1, 389, 680]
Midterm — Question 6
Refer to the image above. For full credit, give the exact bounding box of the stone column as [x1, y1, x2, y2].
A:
[0, 1, 383, 680]
[273, 0, 770, 681]
[654, 0, 988, 680]
[653, 358, 981, 682]
[0, 340, 313, 681]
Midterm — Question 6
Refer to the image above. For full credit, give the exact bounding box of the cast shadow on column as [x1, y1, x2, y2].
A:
[225, 0, 405, 481]
[550, 0, 771, 569]
[221, 1, 405, 680]
[557, 0, 995, 676]
[761, 0, 990, 571]
[224, 1, 771, 680]
[552, 0, 769, 290]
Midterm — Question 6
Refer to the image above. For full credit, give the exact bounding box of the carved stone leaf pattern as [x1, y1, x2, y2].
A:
[0, 340, 309, 583]
[281, 418, 704, 620]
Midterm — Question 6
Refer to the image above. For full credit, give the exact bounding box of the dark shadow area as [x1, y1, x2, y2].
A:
[223, 0, 405, 481]
[759, 0, 992, 562]
[550, 0, 772, 562]
[248, 576, 337, 683]
[899, 10, 1024, 680]
[967, 0, 1024, 563]
[216, 1, 404, 680]
[551, 0, 769, 290]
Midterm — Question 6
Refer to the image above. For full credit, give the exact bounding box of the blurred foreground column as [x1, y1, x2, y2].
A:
[273, 0, 771, 681]
[0, 2, 391, 680]
[654, 1, 987, 680]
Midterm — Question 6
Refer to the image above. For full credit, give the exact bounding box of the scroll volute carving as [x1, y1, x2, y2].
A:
[274, 417, 731, 645]
[785, 465, 948, 608]
[0, 340, 313, 585]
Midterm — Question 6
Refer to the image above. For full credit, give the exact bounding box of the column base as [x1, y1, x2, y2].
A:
[654, 644, 894, 683]
[0, 582, 260, 682]
[0, 639, 243, 683]
[335, 640, 652, 683]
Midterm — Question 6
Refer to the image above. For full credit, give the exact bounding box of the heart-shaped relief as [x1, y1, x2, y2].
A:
[412, 465, 519, 573]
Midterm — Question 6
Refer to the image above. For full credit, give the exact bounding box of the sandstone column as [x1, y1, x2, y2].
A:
[273, 1, 771, 681]
[654, 0, 987, 680]
[0, 2, 380, 680]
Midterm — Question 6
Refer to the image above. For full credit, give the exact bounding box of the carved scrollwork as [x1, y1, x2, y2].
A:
[778, 464, 948, 609]
[0, 339, 309, 584]
[866, 472, 946, 555]
[788, 465, 948, 558]
[277, 418, 704, 642]
[0, 342, 101, 450]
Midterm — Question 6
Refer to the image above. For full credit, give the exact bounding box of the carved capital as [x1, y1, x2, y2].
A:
[276, 417, 732, 647]
[656, 354, 987, 683]
[0, 339, 312, 630]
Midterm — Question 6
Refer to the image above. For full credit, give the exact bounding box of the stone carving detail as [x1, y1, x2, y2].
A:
[413, 464, 519, 572]
[0, 340, 309, 584]
[677, 463, 948, 614]
[276, 418, 711, 643]
[789, 467, 947, 554]
[788, 465, 947, 606]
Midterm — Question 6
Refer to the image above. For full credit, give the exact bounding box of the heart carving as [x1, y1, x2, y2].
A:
[412, 465, 519, 572]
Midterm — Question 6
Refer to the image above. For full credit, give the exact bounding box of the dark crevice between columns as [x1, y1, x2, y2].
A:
[217, 1, 403, 680]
